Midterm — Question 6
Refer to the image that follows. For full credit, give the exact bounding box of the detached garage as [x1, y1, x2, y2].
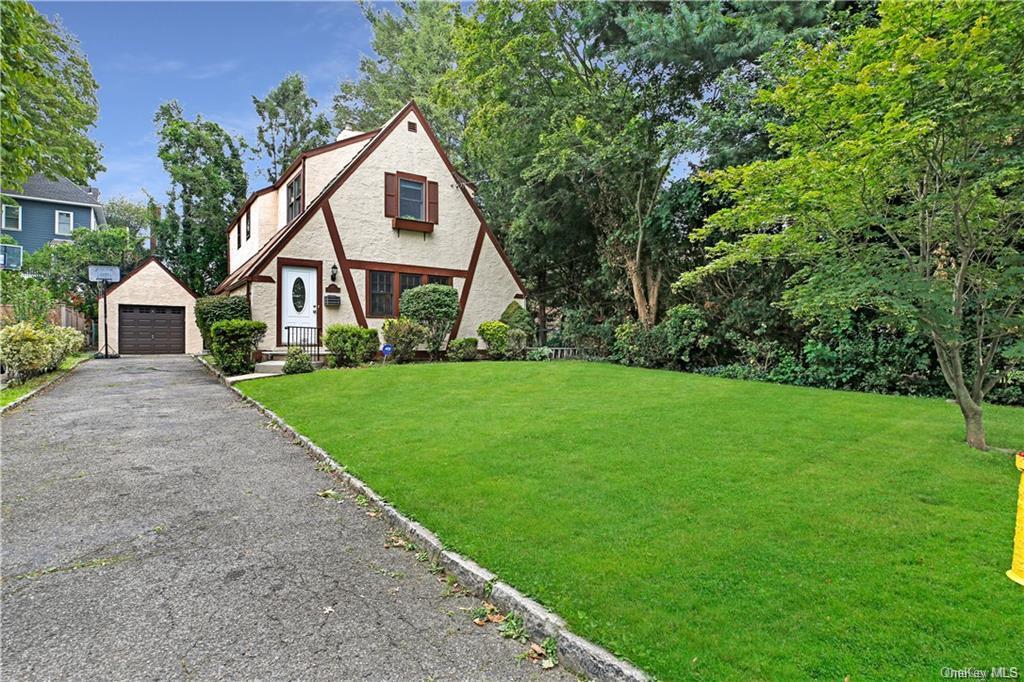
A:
[97, 257, 202, 355]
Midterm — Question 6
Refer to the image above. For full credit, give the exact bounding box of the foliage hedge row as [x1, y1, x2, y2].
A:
[210, 319, 266, 376]
[195, 295, 251, 349]
[0, 322, 85, 383]
[602, 306, 1023, 406]
[324, 324, 379, 367]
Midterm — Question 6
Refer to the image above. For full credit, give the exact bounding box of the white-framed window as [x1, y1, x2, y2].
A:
[2, 204, 22, 231]
[0, 243, 23, 270]
[55, 210, 74, 236]
[245, 210, 251, 240]
[399, 178, 424, 220]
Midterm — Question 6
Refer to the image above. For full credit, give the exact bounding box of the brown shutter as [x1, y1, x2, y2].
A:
[427, 180, 438, 224]
[384, 172, 397, 217]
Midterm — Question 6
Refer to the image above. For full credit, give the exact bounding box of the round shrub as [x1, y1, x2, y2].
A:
[0, 322, 54, 382]
[507, 328, 528, 360]
[447, 337, 478, 362]
[323, 324, 379, 367]
[477, 320, 510, 359]
[282, 346, 313, 374]
[500, 302, 535, 338]
[381, 317, 427, 364]
[195, 295, 251, 349]
[399, 284, 459, 360]
[210, 319, 267, 376]
[660, 304, 709, 369]
[612, 321, 671, 368]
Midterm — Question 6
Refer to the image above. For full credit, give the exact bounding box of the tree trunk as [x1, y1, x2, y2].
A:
[932, 334, 988, 450]
[536, 271, 548, 345]
[960, 401, 987, 451]
[624, 256, 659, 328]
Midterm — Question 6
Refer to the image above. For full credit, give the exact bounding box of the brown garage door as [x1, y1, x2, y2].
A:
[119, 305, 186, 354]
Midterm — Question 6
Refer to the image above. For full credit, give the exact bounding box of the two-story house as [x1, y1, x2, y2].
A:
[213, 100, 526, 353]
[1, 174, 105, 269]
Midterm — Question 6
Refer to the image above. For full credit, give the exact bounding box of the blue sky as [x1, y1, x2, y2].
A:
[37, 1, 386, 203]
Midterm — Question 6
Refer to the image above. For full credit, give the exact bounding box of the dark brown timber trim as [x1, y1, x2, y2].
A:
[449, 224, 486, 339]
[322, 205, 367, 328]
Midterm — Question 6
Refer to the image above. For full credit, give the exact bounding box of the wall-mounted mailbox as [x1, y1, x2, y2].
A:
[324, 294, 342, 307]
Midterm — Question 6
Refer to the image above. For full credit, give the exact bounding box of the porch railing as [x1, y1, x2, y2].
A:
[285, 326, 321, 361]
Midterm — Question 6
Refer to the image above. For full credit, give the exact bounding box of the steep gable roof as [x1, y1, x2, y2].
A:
[99, 256, 198, 300]
[213, 101, 525, 296]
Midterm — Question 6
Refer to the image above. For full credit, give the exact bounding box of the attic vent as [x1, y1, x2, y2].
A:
[407, 121, 417, 133]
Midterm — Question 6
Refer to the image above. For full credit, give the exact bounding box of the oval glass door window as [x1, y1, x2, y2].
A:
[291, 278, 306, 312]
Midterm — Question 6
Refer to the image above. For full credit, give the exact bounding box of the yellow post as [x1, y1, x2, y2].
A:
[1008, 452, 1024, 586]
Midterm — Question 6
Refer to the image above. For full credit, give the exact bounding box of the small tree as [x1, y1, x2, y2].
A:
[689, 1, 1024, 450]
[195, 295, 251, 350]
[0, 272, 53, 325]
[399, 284, 459, 360]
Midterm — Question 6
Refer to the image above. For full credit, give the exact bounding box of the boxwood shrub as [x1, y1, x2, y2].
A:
[477, 320, 510, 359]
[381, 317, 427, 364]
[323, 324, 379, 367]
[447, 337, 478, 362]
[195, 295, 251, 349]
[282, 346, 313, 374]
[210, 319, 266, 376]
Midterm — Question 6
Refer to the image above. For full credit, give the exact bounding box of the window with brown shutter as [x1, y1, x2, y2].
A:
[427, 181, 438, 224]
[384, 172, 398, 217]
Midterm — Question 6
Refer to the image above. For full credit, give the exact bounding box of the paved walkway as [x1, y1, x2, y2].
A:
[1, 356, 562, 680]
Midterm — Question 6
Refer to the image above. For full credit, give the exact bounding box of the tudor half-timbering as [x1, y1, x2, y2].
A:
[214, 101, 525, 351]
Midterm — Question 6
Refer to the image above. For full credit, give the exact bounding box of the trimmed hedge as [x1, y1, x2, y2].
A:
[477, 320, 510, 359]
[447, 337, 479, 362]
[195, 295, 251, 349]
[324, 324, 379, 367]
[382, 317, 427, 364]
[210, 319, 266, 376]
[399, 284, 459, 360]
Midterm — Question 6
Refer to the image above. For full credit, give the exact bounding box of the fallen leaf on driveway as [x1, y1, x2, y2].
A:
[322, 606, 334, 614]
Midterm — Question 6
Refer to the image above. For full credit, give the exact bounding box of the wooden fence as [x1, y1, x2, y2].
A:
[0, 304, 93, 346]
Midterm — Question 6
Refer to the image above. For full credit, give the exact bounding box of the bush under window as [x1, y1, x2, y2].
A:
[210, 319, 266, 376]
[381, 317, 427, 364]
[195, 295, 251, 350]
[398, 284, 459, 360]
[323, 324, 379, 367]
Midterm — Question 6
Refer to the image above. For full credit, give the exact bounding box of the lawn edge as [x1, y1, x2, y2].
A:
[194, 355, 650, 682]
[0, 356, 90, 415]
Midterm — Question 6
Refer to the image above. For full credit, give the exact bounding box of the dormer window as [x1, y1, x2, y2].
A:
[399, 178, 424, 220]
[286, 174, 303, 222]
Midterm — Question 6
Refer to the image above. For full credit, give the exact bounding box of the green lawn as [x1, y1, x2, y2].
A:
[0, 353, 91, 407]
[240, 362, 1024, 680]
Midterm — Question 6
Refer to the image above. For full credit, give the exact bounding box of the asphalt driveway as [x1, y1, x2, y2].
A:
[1, 356, 563, 680]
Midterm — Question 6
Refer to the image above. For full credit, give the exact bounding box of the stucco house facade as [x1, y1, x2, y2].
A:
[214, 101, 526, 352]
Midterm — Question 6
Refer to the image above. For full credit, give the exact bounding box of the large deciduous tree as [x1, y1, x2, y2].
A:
[252, 73, 333, 183]
[153, 101, 247, 295]
[689, 1, 1024, 450]
[0, 0, 104, 191]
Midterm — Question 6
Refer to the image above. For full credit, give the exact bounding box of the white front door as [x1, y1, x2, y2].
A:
[281, 266, 317, 336]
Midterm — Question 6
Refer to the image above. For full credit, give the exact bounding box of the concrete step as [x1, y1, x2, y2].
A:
[254, 360, 285, 374]
[226, 372, 278, 385]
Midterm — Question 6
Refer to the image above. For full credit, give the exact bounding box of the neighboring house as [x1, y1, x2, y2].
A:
[213, 100, 526, 352]
[1, 174, 105, 269]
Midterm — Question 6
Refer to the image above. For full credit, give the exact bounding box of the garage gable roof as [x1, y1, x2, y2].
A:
[99, 256, 199, 300]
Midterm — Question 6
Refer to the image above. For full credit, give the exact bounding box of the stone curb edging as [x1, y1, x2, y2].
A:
[0, 360, 89, 416]
[194, 355, 649, 682]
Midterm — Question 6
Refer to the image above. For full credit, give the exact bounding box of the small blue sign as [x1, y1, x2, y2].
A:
[381, 344, 394, 357]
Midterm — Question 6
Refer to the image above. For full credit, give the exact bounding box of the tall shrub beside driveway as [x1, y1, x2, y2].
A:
[195, 295, 251, 350]
[210, 319, 266, 376]
[399, 284, 459, 360]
